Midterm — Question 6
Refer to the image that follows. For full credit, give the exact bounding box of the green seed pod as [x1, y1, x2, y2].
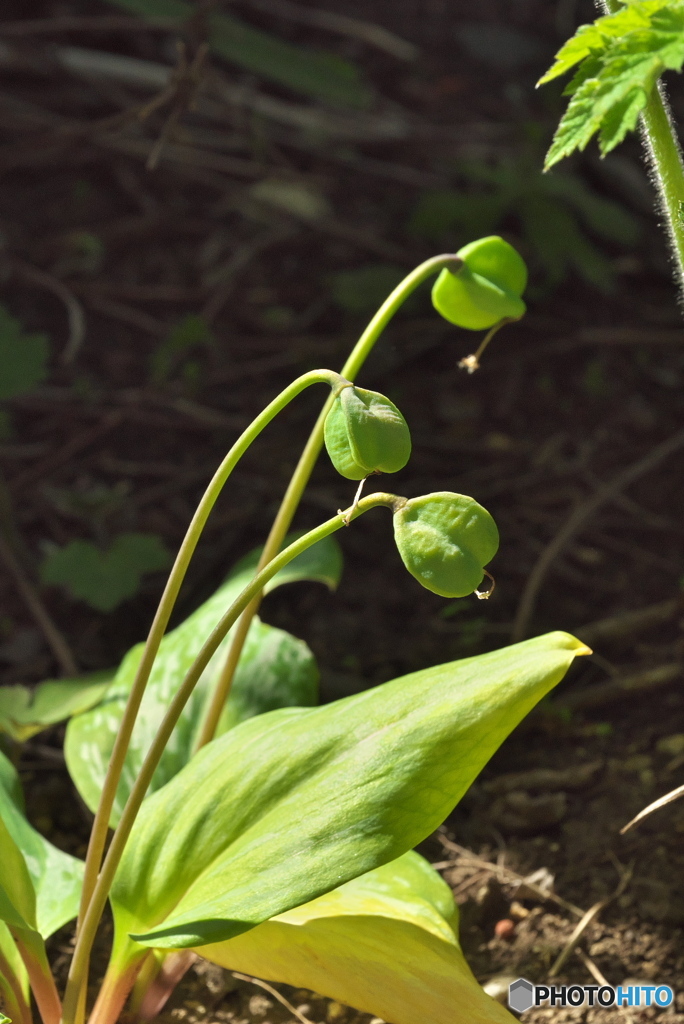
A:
[432, 236, 528, 331]
[324, 385, 412, 481]
[393, 491, 498, 598]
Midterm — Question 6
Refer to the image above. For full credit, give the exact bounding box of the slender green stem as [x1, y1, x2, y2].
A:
[71, 369, 344, 1011]
[62, 493, 400, 1024]
[196, 253, 462, 751]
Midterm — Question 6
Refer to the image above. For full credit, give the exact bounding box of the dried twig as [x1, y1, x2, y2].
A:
[0, 15, 178, 36]
[238, 0, 418, 60]
[575, 947, 611, 988]
[8, 410, 124, 494]
[512, 428, 684, 641]
[0, 532, 77, 676]
[556, 663, 681, 712]
[575, 598, 680, 645]
[13, 259, 86, 363]
[620, 781, 684, 834]
[435, 835, 585, 918]
[549, 862, 632, 977]
[231, 973, 315, 1024]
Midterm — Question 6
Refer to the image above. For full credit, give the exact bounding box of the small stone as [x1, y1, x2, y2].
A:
[326, 1002, 347, 1023]
[483, 975, 519, 1004]
[494, 918, 516, 940]
[509, 901, 529, 919]
[247, 994, 272, 1016]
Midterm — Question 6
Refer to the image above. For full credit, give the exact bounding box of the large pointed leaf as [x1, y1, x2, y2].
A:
[0, 674, 112, 742]
[65, 537, 341, 825]
[198, 852, 513, 1024]
[103, 0, 372, 107]
[110, 632, 587, 952]
[0, 751, 83, 939]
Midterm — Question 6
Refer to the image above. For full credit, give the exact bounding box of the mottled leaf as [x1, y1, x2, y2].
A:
[0, 751, 83, 938]
[0, 674, 112, 742]
[65, 536, 342, 825]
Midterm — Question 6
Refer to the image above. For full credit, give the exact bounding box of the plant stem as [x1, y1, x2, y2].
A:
[73, 371, 344, 963]
[13, 931, 61, 1024]
[640, 84, 684, 291]
[195, 253, 462, 751]
[0, 944, 33, 1024]
[61, 492, 400, 1024]
[600, 0, 684, 291]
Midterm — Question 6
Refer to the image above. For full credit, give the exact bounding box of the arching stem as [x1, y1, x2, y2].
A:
[61, 492, 400, 1024]
[194, 253, 463, 754]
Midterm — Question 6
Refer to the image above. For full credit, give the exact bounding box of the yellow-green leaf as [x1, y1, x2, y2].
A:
[197, 852, 514, 1024]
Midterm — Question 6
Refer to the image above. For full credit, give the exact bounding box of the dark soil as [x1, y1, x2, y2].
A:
[3, 0, 684, 1021]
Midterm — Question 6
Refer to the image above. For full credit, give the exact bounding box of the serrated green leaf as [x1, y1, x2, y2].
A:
[0, 306, 49, 401]
[195, 852, 513, 1024]
[0, 674, 112, 742]
[0, 750, 83, 939]
[64, 536, 342, 825]
[598, 86, 647, 150]
[109, 632, 587, 953]
[102, 0, 372, 107]
[541, 0, 684, 167]
[538, 23, 607, 84]
[40, 533, 171, 612]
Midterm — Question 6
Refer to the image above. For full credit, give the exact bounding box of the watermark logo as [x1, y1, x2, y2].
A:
[508, 978, 674, 1012]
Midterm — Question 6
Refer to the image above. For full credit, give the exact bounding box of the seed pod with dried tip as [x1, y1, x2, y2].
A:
[432, 236, 527, 331]
[393, 492, 499, 598]
[324, 385, 412, 481]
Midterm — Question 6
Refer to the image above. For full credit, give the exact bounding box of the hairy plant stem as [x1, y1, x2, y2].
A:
[61, 492, 400, 1024]
[600, 0, 684, 291]
[70, 369, 344, 994]
[639, 84, 684, 292]
[195, 253, 462, 750]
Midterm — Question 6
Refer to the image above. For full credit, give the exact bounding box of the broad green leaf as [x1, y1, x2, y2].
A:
[40, 533, 171, 612]
[0, 305, 49, 400]
[197, 852, 513, 1024]
[539, 0, 684, 167]
[65, 536, 342, 825]
[0, 816, 36, 932]
[110, 632, 587, 951]
[0, 922, 31, 1024]
[0, 674, 112, 742]
[103, 0, 372, 107]
[0, 751, 83, 939]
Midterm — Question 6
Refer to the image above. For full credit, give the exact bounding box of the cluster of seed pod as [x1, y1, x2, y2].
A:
[322, 235, 524, 599]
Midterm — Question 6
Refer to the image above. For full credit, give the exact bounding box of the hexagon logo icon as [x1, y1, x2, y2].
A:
[509, 978, 535, 1013]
